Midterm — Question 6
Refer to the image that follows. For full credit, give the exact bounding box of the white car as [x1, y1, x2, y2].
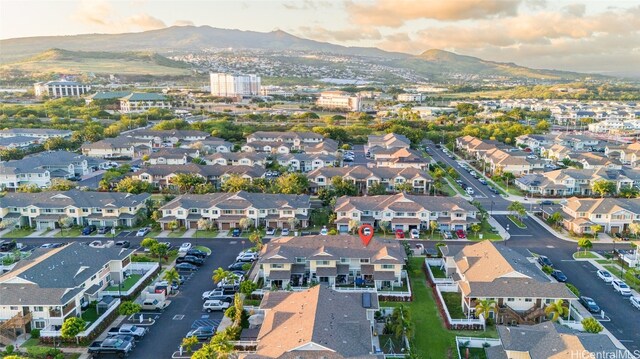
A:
[89, 240, 103, 248]
[202, 300, 230, 312]
[410, 229, 420, 239]
[281, 228, 290, 236]
[466, 187, 475, 195]
[363, 227, 372, 237]
[265, 227, 276, 235]
[320, 226, 328, 235]
[179, 242, 192, 252]
[597, 270, 613, 283]
[612, 280, 632, 296]
[136, 227, 151, 237]
[630, 296, 640, 310]
[236, 252, 258, 262]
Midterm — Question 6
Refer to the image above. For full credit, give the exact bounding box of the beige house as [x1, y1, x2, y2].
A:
[559, 197, 640, 234]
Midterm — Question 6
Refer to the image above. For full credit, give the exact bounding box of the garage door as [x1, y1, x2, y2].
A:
[282, 222, 290, 229]
[610, 226, 619, 234]
[454, 225, 464, 230]
[339, 225, 349, 233]
[221, 223, 231, 230]
[189, 221, 198, 229]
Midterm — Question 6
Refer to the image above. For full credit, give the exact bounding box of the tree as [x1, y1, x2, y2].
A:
[182, 336, 199, 353]
[389, 305, 413, 340]
[582, 317, 604, 333]
[508, 201, 526, 220]
[49, 178, 75, 191]
[470, 223, 481, 239]
[197, 218, 214, 231]
[171, 173, 206, 193]
[589, 224, 602, 240]
[61, 316, 85, 341]
[232, 293, 243, 326]
[221, 174, 255, 192]
[619, 186, 639, 198]
[275, 173, 309, 194]
[447, 167, 459, 180]
[287, 217, 300, 231]
[395, 182, 413, 193]
[502, 172, 515, 190]
[591, 180, 615, 198]
[368, 182, 387, 195]
[167, 220, 179, 231]
[17, 184, 41, 193]
[190, 342, 216, 359]
[348, 219, 360, 234]
[0, 218, 17, 230]
[379, 221, 390, 236]
[240, 280, 258, 295]
[140, 238, 158, 249]
[474, 299, 497, 322]
[115, 177, 153, 194]
[163, 268, 180, 284]
[630, 222, 640, 238]
[213, 267, 231, 285]
[544, 299, 568, 321]
[119, 301, 141, 316]
[239, 217, 255, 230]
[330, 176, 357, 197]
[150, 242, 169, 269]
[578, 238, 592, 254]
[547, 212, 563, 228]
[209, 331, 234, 358]
[429, 220, 438, 238]
[249, 231, 263, 250]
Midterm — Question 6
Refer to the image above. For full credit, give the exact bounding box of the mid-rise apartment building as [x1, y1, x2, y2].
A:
[210, 73, 261, 97]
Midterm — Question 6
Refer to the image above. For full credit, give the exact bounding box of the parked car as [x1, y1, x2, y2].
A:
[551, 270, 567, 282]
[395, 229, 405, 239]
[579, 296, 601, 313]
[320, 226, 328, 236]
[82, 225, 97, 235]
[228, 262, 246, 271]
[40, 243, 62, 248]
[456, 229, 466, 239]
[115, 240, 130, 248]
[265, 227, 276, 235]
[478, 178, 487, 185]
[136, 227, 151, 237]
[186, 249, 208, 258]
[88, 240, 104, 248]
[108, 324, 148, 339]
[232, 228, 242, 237]
[202, 293, 234, 302]
[88, 338, 133, 357]
[614, 232, 630, 241]
[410, 229, 420, 239]
[537, 255, 553, 267]
[176, 255, 204, 266]
[441, 230, 452, 239]
[539, 200, 554, 206]
[465, 187, 475, 195]
[203, 300, 230, 312]
[597, 270, 613, 283]
[175, 263, 198, 271]
[97, 226, 112, 235]
[0, 241, 18, 252]
[186, 326, 216, 341]
[178, 242, 192, 252]
[612, 280, 632, 296]
[236, 252, 258, 262]
[281, 228, 290, 236]
[630, 296, 640, 310]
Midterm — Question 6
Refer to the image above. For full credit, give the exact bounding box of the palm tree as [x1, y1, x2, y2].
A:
[163, 268, 180, 284]
[474, 299, 497, 321]
[544, 299, 569, 321]
[210, 331, 234, 359]
[348, 219, 360, 234]
[212, 267, 231, 285]
[429, 220, 438, 238]
[390, 305, 413, 340]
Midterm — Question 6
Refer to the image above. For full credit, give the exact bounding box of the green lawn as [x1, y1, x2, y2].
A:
[429, 265, 447, 278]
[3, 228, 35, 238]
[381, 258, 497, 358]
[439, 181, 458, 197]
[595, 259, 611, 264]
[459, 347, 488, 359]
[81, 307, 99, 325]
[573, 251, 598, 259]
[105, 274, 142, 291]
[441, 292, 466, 319]
[55, 228, 82, 237]
[492, 179, 525, 196]
[21, 337, 40, 347]
[243, 298, 261, 307]
[194, 230, 219, 238]
[378, 334, 407, 354]
[167, 229, 187, 238]
[507, 215, 527, 229]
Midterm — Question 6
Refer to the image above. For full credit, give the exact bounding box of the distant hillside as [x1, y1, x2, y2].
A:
[0, 26, 603, 81]
[0, 48, 192, 76]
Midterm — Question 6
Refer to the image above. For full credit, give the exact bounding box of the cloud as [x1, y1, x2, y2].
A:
[296, 26, 381, 42]
[73, 0, 166, 33]
[173, 20, 195, 27]
[346, 0, 523, 27]
[562, 3, 586, 16]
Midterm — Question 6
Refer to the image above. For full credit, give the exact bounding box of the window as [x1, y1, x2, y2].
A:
[106, 209, 114, 214]
[507, 298, 514, 302]
[352, 213, 358, 218]
[30, 209, 36, 213]
[408, 212, 416, 216]
[33, 306, 44, 312]
[223, 210, 232, 214]
[91, 275, 97, 281]
[295, 257, 306, 263]
[381, 264, 394, 269]
[34, 320, 46, 329]
[595, 214, 602, 219]
[340, 258, 349, 263]
[190, 209, 198, 213]
[9, 306, 18, 310]
[318, 260, 330, 266]
[455, 213, 463, 218]
[525, 298, 532, 302]
[283, 210, 293, 215]
[69, 209, 76, 213]
[271, 264, 284, 269]
[442, 212, 449, 216]
[177, 210, 184, 215]
[249, 210, 255, 215]
[360, 259, 370, 263]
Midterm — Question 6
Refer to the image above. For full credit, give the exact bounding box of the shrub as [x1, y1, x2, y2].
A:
[542, 265, 553, 274]
[30, 329, 41, 339]
[565, 283, 580, 297]
[225, 306, 236, 319]
[582, 317, 603, 333]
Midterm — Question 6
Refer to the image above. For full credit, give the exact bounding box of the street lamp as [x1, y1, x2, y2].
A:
[505, 224, 510, 246]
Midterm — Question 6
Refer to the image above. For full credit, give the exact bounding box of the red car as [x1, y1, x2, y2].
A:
[456, 229, 466, 239]
[395, 229, 405, 239]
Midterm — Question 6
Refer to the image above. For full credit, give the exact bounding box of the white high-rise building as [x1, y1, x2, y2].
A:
[209, 73, 261, 97]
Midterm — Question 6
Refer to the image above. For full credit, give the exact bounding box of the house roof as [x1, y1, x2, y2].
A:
[564, 197, 640, 216]
[159, 191, 310, 211]
[334, 193, 475, 213]
[120, 93, 167, 101]
[253, 285, 379, 358]
[0, 128, 72, 136]
[0, 151, 96, 175]
[308, 165, 432, 182]
[136, 164, 266, 178]
[0, 190, 150, 209]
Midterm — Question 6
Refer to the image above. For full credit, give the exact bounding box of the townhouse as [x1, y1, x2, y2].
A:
[516, 167, 639, 196]
[241, 141, 292, 154]
[0, 243, 133, 337]
[0, 128, 72, 140]
[367, 133, 411, 152]
[443, 241, 576, 325]
[372, 147, 429, 170]
[482, 148, 541, 176]
[567, 152, 621, 170]
[258, 234, 407, 290]
[119, 93, 171, 113]
[146, 148, 201, 165]
[0, 190, 150, 230]
[0, 166, 50, 190]
[204, 152, 269, 167]
[81, 137, 152, 158]
[158, 191, 310, 230]
[456, 136, 510, 161]
[246, 131, 324, 151]
[554, 197, 640, 235]
[275, 153, 341, 172]
[606, 142, 640, 167]
[249, 286, 379, 358]
[133, 164, 265, 189]
[334, 193, 479, 233]
[126, 129, 209, 148]
[304, 138, 339, 155]
[196, 137, 233, 153]
[515, 134, 556, 153]
[307, 166, 433, 195]
[486, 323, 620, 359]
[0, 136, 40, 150]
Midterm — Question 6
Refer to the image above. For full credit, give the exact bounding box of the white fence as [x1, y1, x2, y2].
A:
[559, 305, 585, 331]
[434, 285, 485, 328]
[455, 336, 502, 359]
[100, 262, 158, 297]
[424, 259, 455, 285]
[40, 298, 121, 338]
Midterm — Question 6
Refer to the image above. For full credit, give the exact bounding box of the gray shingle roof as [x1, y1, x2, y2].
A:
[159, 191, 310, 211]
[0, 189, 150, 209]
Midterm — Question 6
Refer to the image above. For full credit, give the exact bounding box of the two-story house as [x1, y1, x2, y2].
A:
[0, 151, 105, 183]
[133, 164, 265, 189]
[275, 153, 341, 172]
[0, 243, 133, 337]
[334, 193, 479, 233]
[372, 148, 429, 170]
[0, 128, 72, 140]
[246, 131, 324, 151]
[307, 166, 433, 195]
[81, 137, 152, 159]
[559, 197, 640, 235]
[0, 190, 150, 230]
[443, 241, 576, 325]
[367, 133, 411, 155]
[258, 235, 407, 290]
[158, 191, 310, 230]
[126, 129, 209, 148]
[204, 152, 269, 167]
[146, 148, 201, 165]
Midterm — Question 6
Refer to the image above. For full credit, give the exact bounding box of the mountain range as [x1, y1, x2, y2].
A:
[0, 26, 600, 81]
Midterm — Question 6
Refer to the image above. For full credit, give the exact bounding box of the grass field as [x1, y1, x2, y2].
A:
[573, 251, 598, 259]
[507, 215, 527, 229]
[2, 228, 35, 238]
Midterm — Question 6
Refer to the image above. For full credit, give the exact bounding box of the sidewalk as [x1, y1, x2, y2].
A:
[529, 215, 614, 244]
[488, 216, 510, 240]
[0, 228, 12, 238]
[182, 229, 196, 238]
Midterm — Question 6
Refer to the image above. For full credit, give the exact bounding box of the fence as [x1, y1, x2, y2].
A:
[559, 305, 584, 331]
[40, 298, 122, 340]
[232, 340, 258, 353]
[424, 259, 455, 285]
[455, 336, 502, 359]
[100, 262, 159, 298]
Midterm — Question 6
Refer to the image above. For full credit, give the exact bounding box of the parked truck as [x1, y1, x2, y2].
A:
[107, 324, 148, 339]
[88, 337, 134, 358]
[140, 297, 171, 311]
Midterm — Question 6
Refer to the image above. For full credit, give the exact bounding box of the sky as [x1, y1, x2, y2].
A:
[1, 0, 639, 76]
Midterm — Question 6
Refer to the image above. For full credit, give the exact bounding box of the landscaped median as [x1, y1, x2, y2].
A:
[507, 215, 527, 229]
